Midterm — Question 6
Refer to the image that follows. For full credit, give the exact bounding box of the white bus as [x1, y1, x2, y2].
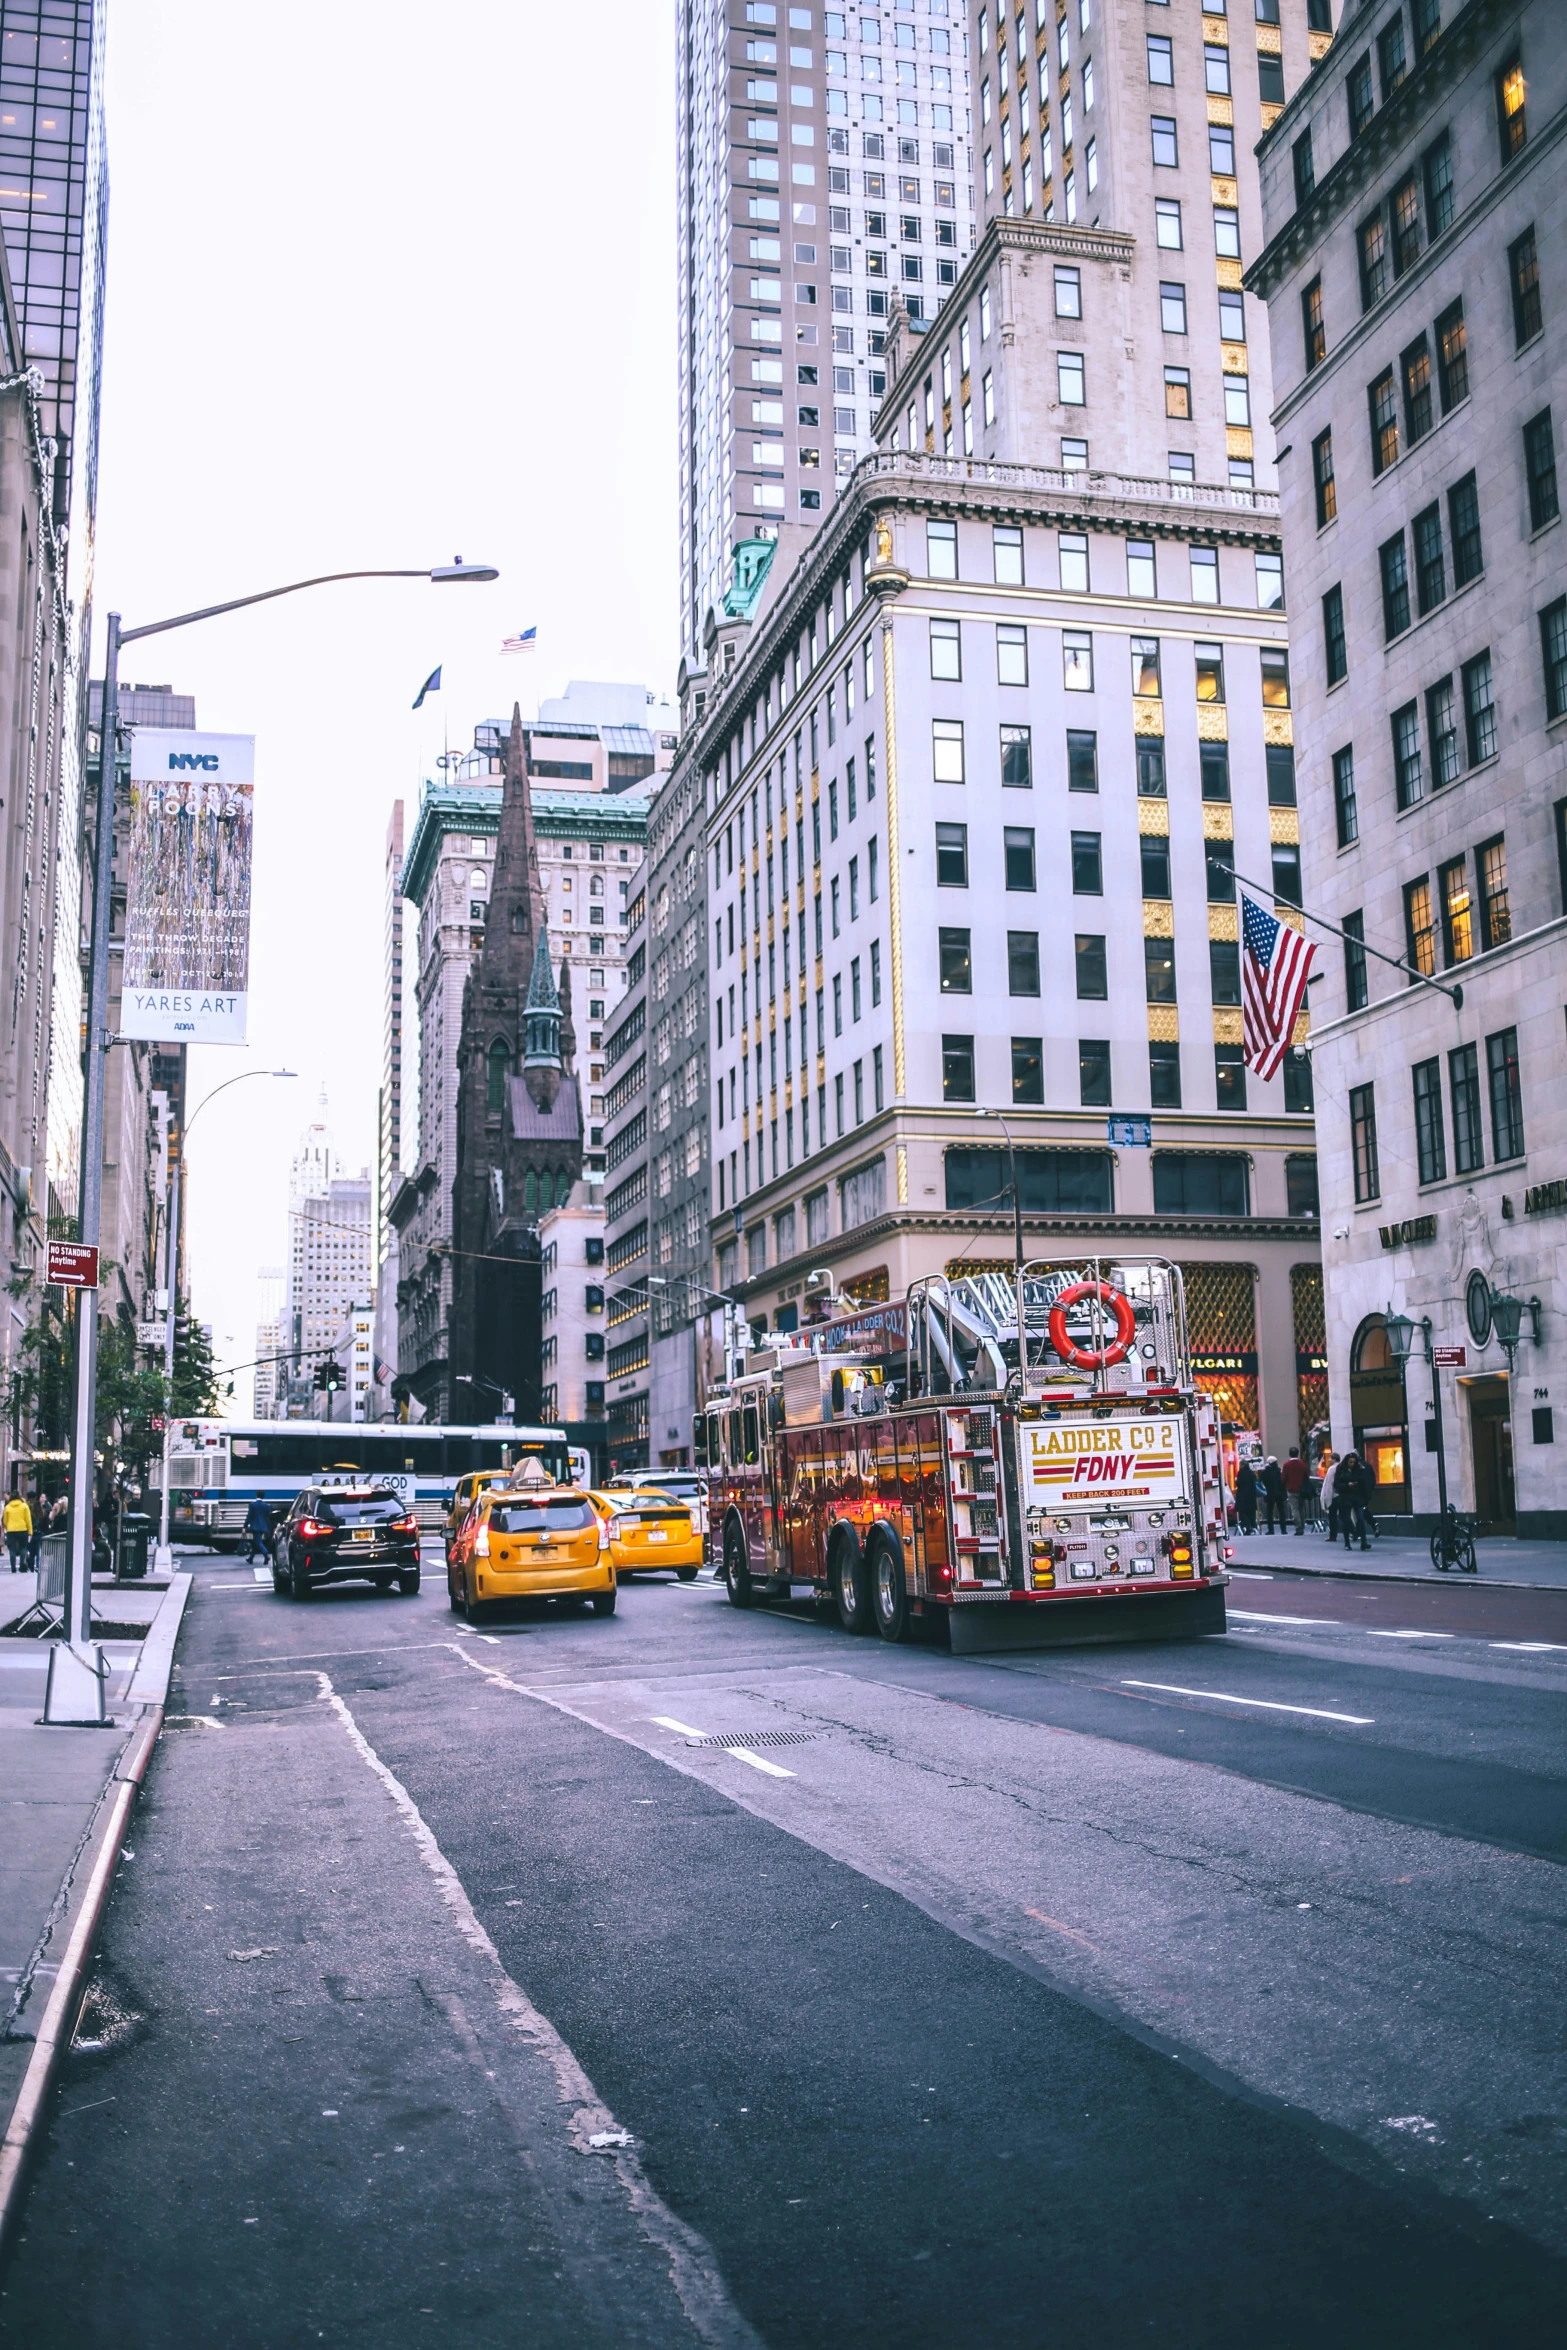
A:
[161, 1419, 573, 1546]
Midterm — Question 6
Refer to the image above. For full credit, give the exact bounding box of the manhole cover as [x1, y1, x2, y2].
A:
[687, 1730, 818, 1749]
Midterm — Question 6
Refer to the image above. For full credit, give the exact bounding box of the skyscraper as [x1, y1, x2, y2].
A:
[0, 2, 110, 1234]
[677, 0, 976, 668]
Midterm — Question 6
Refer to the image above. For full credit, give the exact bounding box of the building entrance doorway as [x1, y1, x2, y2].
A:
[1464, 1376, 1515, 1531]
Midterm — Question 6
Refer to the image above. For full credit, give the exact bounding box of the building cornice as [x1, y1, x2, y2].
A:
[690, 455, 1281, 812]
[1248, 0, 1513, 301]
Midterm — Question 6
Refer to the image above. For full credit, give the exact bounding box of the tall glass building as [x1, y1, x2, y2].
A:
[0, 1, 110, 1228]
[676, 0, 975, 668]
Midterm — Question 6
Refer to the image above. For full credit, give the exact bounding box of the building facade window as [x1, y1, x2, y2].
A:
[1323, 584, 1347, 684]
[1349, 1083, 1380, 1202]
[1487, 1028, 1525, 1161]
[1344, 911, 1369, 1011]
[1525, 411, 1559, 532]
[1510, 227, 1542, 347]
[1449, 1043, 1483, 1173]
[1413, 1058, 1447, 1185]
[1333, 745, 1358, 845]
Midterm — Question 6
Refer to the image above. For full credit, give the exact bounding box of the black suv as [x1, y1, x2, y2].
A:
[273, 1487, 421, 1599]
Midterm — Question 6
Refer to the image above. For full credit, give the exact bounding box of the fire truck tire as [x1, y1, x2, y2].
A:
[870, 1534, 911, 1643]
[832, 1536, 872, 1634]
[723, 1524, 754, 1608]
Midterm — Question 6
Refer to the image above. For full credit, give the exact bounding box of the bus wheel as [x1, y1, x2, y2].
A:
[833, 1539, 871, 1634]
[724, 1526, 753, 1608]
[871, 1536, 910, 1643]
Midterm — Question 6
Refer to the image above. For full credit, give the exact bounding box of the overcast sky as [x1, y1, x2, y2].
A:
[96, 1, 677, 1397]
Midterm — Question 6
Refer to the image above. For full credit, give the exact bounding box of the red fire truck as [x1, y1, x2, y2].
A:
[696, 1257, 1230, 1651]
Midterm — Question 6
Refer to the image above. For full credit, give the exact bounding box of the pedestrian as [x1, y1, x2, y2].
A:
[4, 1487, 33, 1571]
[26, 1491, 47, 1569]
[243, 1491, 273, 1564]
[1260, 1455, 1287, 1534]
[1281, 1447, 1308, 1534]
[1337, 1451, 1373, 1552]
[1235, 1458, 1258, 1535]
[1320, 1456, 1340, 1542]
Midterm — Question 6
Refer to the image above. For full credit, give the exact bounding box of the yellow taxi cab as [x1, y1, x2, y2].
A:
[447, 1485, 615, 1623]
[586, 1488, 704, 1580]
[444, 1469, 513, 1563]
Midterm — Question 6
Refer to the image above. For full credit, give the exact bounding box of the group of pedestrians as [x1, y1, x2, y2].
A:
[1232, 1447, 1375, 1551]
[3, 1487, 66, 1571]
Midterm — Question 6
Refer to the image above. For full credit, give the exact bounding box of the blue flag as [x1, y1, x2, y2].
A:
[412, 665, 442, 710]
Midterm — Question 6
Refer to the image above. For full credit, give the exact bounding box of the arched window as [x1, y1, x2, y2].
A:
[487, 1039, 509, 1112]
[524, 1169, 538, 1212]
[1351, 1315, 1393, 1372]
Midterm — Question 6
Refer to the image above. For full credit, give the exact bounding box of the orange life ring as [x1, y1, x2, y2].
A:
[1047, 1280, 1137, 1370]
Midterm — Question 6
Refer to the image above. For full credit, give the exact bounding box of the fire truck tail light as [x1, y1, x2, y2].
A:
[1166, 1534, 1193, 1578]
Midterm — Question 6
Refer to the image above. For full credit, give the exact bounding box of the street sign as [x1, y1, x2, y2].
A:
[46, 1241, 99, 1289]
[136, 1321, 168, 1349]
[1432, 1345, 1466, 1366]
[1107, 1118, 1153, 1147]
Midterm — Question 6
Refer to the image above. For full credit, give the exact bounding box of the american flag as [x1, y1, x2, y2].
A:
[1241, 893, 1317, 1079]
[501, 625, 537, 654]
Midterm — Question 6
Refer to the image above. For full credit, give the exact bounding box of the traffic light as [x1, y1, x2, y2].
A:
[316, 1359, 343, 1394]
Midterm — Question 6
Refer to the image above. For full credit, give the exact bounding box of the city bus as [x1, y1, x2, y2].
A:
[159, 1418, 573, 1547]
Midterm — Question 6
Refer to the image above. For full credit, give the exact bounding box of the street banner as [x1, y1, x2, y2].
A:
[46, 1240, 98, 1288]
[120, 729, 256, 1044]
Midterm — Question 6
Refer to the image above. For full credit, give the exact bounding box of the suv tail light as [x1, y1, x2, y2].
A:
[296, 1518, 326, 1540]
[389, 1513, 418, 1536]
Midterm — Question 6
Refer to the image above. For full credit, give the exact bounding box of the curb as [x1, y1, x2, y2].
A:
[0, 1572, 191, 2266]
[1235, 1559, 1566, 1593]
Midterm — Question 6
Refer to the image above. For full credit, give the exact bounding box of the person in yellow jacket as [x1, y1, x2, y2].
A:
[4, 1490, 33, 1571]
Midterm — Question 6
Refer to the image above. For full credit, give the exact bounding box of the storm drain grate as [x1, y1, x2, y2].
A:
[686, 1730, 819, 1750]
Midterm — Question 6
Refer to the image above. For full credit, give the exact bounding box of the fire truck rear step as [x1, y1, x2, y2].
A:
[946, 1582, 1227, 1652]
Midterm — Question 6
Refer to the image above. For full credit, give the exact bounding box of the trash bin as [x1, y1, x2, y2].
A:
[119, 1512, 154, 1581]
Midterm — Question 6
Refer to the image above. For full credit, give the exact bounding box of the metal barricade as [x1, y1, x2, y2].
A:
[9, 1530, 69, 1635]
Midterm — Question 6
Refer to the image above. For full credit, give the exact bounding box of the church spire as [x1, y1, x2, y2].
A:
[522, 934, 562, 1108]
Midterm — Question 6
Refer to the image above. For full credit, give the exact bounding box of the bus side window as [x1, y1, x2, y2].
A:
[742, 1407, 760, 1467]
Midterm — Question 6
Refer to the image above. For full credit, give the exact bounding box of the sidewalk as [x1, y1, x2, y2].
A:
[1228, 1528, 1567, 1589]
[0, 1572, 191, 2258]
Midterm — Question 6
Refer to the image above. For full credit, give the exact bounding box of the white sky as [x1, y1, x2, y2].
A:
[95, 2, 678, 1397]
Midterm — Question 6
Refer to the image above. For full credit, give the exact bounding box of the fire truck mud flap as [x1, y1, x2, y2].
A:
[945, 1581, 1227, 1653]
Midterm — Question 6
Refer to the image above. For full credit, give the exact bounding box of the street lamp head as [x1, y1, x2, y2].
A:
[429, 559, 500, 585]
[1489, 1289, 1527, 1349]
[1382, 1306, 1418, 1366]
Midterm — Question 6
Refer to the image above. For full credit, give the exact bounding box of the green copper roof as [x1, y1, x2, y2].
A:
[524, 934, 560, 1013]
[401, 781, 651, 906]
[722, 536, 778, 622]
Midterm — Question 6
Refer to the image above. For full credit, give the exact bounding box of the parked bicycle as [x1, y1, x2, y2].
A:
[1430, 1504, 1478, 1575]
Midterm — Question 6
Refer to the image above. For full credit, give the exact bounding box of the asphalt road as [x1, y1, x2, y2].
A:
[2, 1550, 1564, 2348]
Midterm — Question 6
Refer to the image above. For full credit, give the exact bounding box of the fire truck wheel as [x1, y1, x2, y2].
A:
[832, 1537, 872, 1634]
[870, 1535, 910, 1643]
[723, 1524, 754, 1608]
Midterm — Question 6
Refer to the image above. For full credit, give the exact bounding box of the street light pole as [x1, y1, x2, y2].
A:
[48, 560, 497, 1724]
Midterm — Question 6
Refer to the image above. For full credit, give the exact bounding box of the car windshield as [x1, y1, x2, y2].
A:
[314, 1492, 402, 1526]
[490, 1497, 597, 1533]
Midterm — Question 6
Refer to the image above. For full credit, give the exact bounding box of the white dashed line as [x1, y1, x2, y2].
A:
[650, 1714, 796, 1780]
[1122, 1681, 1375, 1726]
[1365, 1629, 1454, 1640]
[1489, 1642, 1567, 1654]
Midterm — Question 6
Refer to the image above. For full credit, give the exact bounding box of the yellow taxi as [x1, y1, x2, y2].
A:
[447, 1485, 616, 1623]
[586, 1488, 705, 1580]
[444, 1470, 514, 1564]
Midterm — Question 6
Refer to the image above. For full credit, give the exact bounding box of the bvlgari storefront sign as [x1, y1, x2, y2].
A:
[1524, 1177, 1567, 1216]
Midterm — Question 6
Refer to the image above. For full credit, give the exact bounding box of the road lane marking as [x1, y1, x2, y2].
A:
[1366, 1629, 1454, 1639]
[1490, 1642, 1567, 1654]
[313, 1669, 762, 2348]
[724, 1746, 796, 1780]
[1121, 1680, 1375, 1725]
[1228, 1610, 1338, 1627]
[651, 1714, 795, 1777]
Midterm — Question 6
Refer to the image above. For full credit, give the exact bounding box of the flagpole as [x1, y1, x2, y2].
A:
[1212, 862, 1463, 1009]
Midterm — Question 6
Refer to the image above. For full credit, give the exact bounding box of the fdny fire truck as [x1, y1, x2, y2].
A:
[696, 1257, 1230, 1652]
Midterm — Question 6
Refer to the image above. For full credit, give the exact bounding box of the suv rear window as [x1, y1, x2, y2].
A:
[491, 1498, 597, 1533]
[315, 1492, 403, 1526]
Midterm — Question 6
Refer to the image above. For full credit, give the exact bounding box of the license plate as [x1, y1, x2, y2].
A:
[645, 1530, 668, 1543]
[352, 1530, 376, 1544]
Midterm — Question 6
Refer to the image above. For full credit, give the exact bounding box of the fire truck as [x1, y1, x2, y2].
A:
[696, 1257, 1231, 1652]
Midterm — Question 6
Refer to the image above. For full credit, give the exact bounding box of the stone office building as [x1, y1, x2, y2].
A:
[1249, 0, 1565, 1532]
